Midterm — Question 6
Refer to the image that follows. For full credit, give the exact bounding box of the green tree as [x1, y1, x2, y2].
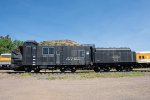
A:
[0, 35, 13, 54]
[13, 40, 24, 48]
[0, 35, 24, 54]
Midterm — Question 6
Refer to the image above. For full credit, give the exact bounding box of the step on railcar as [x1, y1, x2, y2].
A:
[11, 40, 94, 73]
[93, 48, 137, 72]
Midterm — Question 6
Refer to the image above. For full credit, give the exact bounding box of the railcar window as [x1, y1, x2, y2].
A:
[142, 56, 144, 59]
[43, 48, 49, 54]
[49, 48, 54, 54]
[139, 56, 141, 59]
[80, 50, 85, 57]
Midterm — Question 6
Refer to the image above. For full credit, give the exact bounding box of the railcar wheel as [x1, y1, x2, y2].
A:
[130, 66, 133, 71]
[94, 67, 100, 73]
[116, 67, 120, 72]
[60, 67, 66, 73]
[33, 66, 40, 73]
[116, 67, 123, 72]
[24, 66, 32, 72]
[125, 67, 130, 72]
[104, 67, 110, 72]
[119, 66, 124, 72]
[126, 66, 133, 72]
[71, 67, 76, 73]
[104, 68, 110, 72]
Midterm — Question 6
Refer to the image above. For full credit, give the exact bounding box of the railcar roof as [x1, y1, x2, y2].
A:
[38, 45, 92, 47]
[1, 53, 11, 56]
[96, 48, 131, 51]
[136, 51, 150, 54]
[24, 40, 38, 44]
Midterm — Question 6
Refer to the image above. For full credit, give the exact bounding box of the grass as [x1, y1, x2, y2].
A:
[134, 68, 150, 70]
[20, 73, 31, 77]
[79, 72, 146, 78]
[18, 69, 150, 80]
[44, 71, 150, 80]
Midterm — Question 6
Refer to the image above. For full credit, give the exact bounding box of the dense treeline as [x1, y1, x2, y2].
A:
[0, 35, 23, 54]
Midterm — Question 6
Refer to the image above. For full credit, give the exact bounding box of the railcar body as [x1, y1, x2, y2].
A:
[0, 53, 11, 69]
[93, 48, 136, 72]
[136, 51, 150, 67]
[11, 40, 94, 72]
[11, 40, 149, 73]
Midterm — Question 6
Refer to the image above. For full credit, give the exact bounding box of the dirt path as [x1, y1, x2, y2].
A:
[0, 75, 150, 100]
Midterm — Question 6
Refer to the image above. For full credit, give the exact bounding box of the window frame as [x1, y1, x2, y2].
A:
[79, 50, 85, 57]
[42, 47, 55, 55]
[49, 47, 55, 54]
[42, 47, 49, 55]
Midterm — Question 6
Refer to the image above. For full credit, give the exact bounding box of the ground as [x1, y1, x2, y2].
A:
[0, 70, 150, 100]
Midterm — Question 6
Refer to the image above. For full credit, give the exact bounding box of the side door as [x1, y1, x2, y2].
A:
[56, 47, 61, 65]
[112, 50, 121, 62]
[55, 46, 64, 65]
[78, 50, 85, 65]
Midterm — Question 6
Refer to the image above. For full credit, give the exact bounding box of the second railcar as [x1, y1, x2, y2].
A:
[0, 53, 11, 70]
[93, 48, 136, 72]
[136, 51, 150, 67]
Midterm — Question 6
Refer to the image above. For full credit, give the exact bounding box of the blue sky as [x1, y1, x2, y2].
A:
[0, 0, 150, 51]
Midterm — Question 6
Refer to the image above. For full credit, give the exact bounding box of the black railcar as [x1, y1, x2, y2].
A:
[11, 40, 138, 73]
[93, 48, 136, 72]
[11, 40, 94, 72]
